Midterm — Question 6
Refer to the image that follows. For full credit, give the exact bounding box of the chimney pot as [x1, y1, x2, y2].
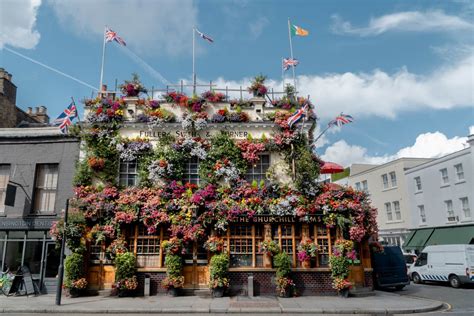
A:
[34, 106, 39, 114]
[39, 105, 46, 114]
[27, 107, 32, 114]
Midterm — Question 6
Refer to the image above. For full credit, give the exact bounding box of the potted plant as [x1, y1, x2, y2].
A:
[333, 277, 352, 298]
[259, 240, 280, 268]
[273, 252, 294, 297]
[329, 239, 355, 298]
[64, 253, 87, 297]
[204, 236, 224, 254]
[161, 253, 184, 296]
[297, 238, 318, 268]
[114, 252, 137, 297]
[120, 73, 147, 97]
[248, 74, 268, 97]
[209, 253, 229, 297]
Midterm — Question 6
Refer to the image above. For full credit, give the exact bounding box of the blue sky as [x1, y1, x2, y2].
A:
[1, 0, 473, 166]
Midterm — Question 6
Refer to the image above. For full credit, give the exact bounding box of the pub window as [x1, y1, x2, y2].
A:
[129, 225, 162, 268]
[119, 159, 138, 187]
[229, 225, 253, 267]
[0, 164, 10, 213]
[33, 164, 59, 213]
[245, 154, 270, 183]
[315, 225, 331, 266]
[273, 224, 296, 265]
[182, 157, 200, 185]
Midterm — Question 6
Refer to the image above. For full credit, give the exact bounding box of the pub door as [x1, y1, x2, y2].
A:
[42, 242, 60, 294]
[182, 242, 209, 289]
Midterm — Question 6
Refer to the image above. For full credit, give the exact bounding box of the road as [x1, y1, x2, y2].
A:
[382, 281, 474, 315]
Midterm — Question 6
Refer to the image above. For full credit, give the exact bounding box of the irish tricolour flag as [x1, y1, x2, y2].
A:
[291, 24, 309, 36]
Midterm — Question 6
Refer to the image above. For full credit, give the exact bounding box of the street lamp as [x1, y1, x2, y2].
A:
[55, 199, 69, 305]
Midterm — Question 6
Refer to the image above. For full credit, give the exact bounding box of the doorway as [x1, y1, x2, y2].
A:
[41, 242, 60, 293]
[182, 242, 209, 289]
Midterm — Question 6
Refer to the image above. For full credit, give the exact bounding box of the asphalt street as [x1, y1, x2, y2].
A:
[382, 281, 474, 315]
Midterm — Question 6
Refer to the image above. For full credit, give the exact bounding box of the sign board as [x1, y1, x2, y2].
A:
[231, 215, 324, 224]
[5, 184, 16, 207]
[20, 266, 37, 296]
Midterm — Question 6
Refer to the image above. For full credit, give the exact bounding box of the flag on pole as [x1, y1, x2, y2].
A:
[105, 27, 126, 46]
[291, 24, 309, 36]
[195, 28, 214, 43]
[328, 113, 353, 127]
[287, 103, 308, 128]
[53, 101, 78, 134]
[283, 57, 299, 71]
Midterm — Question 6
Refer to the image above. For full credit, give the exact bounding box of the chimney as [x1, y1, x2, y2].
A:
[27, 107, 32, 115]
[0, 67, 17, 105]
[468, 134, 474, 148]
[31, 105, 50, 124]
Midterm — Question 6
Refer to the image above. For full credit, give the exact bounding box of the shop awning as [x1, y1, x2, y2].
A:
[425, 226, 474, 246]
[403, 228, 434, 250]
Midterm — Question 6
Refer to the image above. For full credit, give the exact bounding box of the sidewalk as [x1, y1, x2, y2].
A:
[0, 292, 444, 314]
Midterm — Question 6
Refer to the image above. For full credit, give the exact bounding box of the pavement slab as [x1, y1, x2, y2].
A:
[0, 291, 444, 314]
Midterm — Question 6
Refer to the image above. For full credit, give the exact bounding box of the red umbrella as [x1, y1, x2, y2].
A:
[320, 161, 344, 174]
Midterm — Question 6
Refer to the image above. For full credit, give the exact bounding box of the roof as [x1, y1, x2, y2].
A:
[348, 157, 433, 177]
[0, 127, 65, 138]
[404, 147, 471, 175]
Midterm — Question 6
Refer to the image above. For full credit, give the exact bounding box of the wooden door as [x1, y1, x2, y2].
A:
[183, 242, 209, 289]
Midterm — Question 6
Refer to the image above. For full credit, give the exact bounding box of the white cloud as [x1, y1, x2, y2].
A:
[321, 128, 472, 167]
[331, 10, 473, 36]
[0, 0, 41, 49]
[48, 0, 198, 56]
[205, 52, 473, 121]
[249, 17, 269, 39]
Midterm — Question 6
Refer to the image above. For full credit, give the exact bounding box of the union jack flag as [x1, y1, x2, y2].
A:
[283, 58, 299, 71]
[328, 113, 353, 127]
[195, 28, 214, 43]
[53, 101, 78, 134]
[105, 27, 126, 46]
[287, 103, 308, 128]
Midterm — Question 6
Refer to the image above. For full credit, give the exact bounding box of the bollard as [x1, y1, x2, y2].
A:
[144, 275, 150, 297]
[247, 275, 254, 297]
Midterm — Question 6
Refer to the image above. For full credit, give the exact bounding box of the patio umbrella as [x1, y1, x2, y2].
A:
[320, 161, 344, 174]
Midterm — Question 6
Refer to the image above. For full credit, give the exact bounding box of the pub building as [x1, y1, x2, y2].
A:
[75, 79, 376, 296]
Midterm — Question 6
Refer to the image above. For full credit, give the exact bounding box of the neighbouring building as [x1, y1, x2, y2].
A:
[334, 158, 433, 247]
[71, 78, 378, 297]
[0, 127, 80, 293]
[403, 133, 474, 253]
[0, 68, 50, 128]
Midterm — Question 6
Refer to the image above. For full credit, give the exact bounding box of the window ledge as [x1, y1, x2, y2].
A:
[415, 190, 423, 195]
[382, 187, 397, 192]
[455, 180, 466, 185]
[418, 224, 428, 227]
[29, 212, 58, 217]
[137, 268, 167, 272]
[440, 184, 450, 188]
[460, 219, 473, 223]
[445, 221, 457, 225]
[386, 220, 404, 224]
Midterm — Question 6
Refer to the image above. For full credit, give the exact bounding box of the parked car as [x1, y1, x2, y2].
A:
[371, 245, 410, 290]
[410, 244, 474, 288]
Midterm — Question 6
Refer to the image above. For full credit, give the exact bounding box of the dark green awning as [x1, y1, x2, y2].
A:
[403, 228, 434, 250]
[425, 226, 474, 246]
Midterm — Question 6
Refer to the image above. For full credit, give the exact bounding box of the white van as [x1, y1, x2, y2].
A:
[410, 244, 474, 288]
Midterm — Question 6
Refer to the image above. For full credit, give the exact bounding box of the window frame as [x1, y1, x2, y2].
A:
[32, 163, 59, 214]
[119, 159, 139, 187]
[445, 200, 456, 222]
[454, 164, 464, 181]
[0, 164, 11, 213]
[182, 157, 200, 185]
[418, 205, 426, 224]
[361, 180, 368, 192]
[389, 171, 397, 187]
[355, 182, 361, 191]
[414, 176, 422, 191]
[381, 174, 389, 190]
[393, 201, 401, 221]
[440, 168, 449, 185]
[245, 154, 270, 183]
[460, 197, 471, 219]
[385, 202, 393, 221]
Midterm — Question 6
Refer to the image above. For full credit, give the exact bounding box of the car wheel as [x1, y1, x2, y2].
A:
[449, 275, 461, 288]
[412, 273, 422, 284]
[395, 285, 405, 290]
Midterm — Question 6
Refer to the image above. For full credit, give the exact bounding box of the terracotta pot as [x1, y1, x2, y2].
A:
[301, 259, 311, 269]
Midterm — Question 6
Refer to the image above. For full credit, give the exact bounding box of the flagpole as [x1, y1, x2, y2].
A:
[282, 58, 285, 92]
[312, 124, 332, 147]
[99, 26, 107, 93]
[287, 18, 297, 92]
[192, 26, 196, 95]
[71, 97, 81, 123]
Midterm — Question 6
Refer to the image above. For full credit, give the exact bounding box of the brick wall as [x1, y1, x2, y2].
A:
[136, 272, 167, 295]
[364, 270, 374, 289]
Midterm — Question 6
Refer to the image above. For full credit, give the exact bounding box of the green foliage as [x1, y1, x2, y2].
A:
[115, 252, 136, 281]
[65, 253, 85, 288]
[329, 255, 350, 278]
[331, 168, 350, 182]
[199, 132, 247, 183]
[209, 253, 229, 281]
[73, 159, 93, 187]
[164, 254, 183, 277]
[273, 252, 292, 278]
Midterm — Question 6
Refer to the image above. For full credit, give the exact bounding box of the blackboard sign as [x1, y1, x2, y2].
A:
[21, 266, 37, 296]
[7, 275, 22, 295]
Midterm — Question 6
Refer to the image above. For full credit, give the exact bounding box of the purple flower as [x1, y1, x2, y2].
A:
[211, 113, 226, 123]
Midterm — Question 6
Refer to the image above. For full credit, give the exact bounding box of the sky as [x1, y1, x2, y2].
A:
[1, 0, 473, 167]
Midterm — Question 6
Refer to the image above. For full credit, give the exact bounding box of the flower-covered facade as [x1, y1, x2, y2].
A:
[59, 76, 378, 296]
